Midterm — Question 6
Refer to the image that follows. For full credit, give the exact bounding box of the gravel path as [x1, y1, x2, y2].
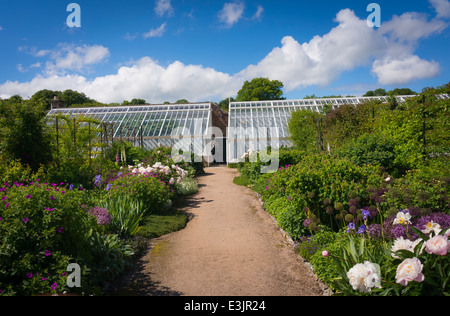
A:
[109, 167, 327, 296]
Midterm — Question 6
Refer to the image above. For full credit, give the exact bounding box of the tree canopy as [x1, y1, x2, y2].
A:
[236, 78, 285, 102]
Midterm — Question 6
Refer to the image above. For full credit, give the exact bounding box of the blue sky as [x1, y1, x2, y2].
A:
[0, 0, 449, 103]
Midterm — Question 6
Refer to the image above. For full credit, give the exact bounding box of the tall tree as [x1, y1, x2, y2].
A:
[236, 78, 285, 101]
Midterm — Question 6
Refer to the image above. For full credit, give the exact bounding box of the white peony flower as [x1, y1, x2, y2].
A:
[395, 257, 424, 286]
[347, 261, 382, 293]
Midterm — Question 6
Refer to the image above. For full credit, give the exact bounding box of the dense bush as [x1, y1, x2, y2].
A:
[0, 180, 134, 295]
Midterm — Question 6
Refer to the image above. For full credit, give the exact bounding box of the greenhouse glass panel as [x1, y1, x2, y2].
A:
[226, 95, 429, 163]
[47, 103, 213, 155]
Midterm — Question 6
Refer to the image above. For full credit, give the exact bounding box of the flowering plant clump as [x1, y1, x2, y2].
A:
[0, 179, 133, 296]
[87, 207, 112, 226]
[104, 162, 183, 215]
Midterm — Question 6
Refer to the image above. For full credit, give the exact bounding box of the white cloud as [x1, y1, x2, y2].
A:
[155, 0, 174, 17]
[218, 1, 245, 28]
[252, 5, 264, 21]
[44, 43, 110, 75]
[430, 0, 450, 18]
[1, 3, 447, 103]
[0, 26, 3, 31]
[143, 22, 167, 38]
[380, 12, 448, 43]
[0, 57, 240, 103]
[372, 56, 440, 85]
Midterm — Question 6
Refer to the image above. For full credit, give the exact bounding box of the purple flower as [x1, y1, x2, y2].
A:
[50, 196, 55, 200]
[362, 207, 371, 220]
[88, 207, 112, 225]
[51, 283, 58, 290]
[346, 223, 355, 233]
[367, 224, 383, 239]
[105, 183, 112, 191]
[69, 184, 74, 190]
[26, 194, 31, 199]
[45, 207, 55, 212]
[94, 175, 102, 188]
[357, 225, 366, 234]
[27, 273, 33, 278]
[44, 250, 51, 256]
[23, 218, 29, 223]
[58, 227, 63, 233]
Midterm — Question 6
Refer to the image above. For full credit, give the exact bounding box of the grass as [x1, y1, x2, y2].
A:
[233, 175, 253, 187]
[137, 209, 188, 239]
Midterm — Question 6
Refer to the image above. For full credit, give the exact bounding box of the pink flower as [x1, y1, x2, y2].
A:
[322, 250, 329, 258]
[425, 235, 449, 256]
[395, 257, 424, 286]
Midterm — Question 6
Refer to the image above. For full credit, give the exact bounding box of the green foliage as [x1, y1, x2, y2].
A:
[0, 180, 122, 295]
[0, 98, 52, 170]
[175, 178, 199, 196]
[336, 133, 405, 176]
[99, 194, 145, 237]
[288, 109, 321, 152]
[47, 114, 103, 187]
[236, 77, 285, 101]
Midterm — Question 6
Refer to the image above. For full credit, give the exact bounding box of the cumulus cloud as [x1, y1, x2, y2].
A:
[430, 0, 450, 18]
[1, 3, 447, 103]
[379, 12, 448, 43]
[218, 1, 245, 28]
[372, 56, 440, 85]
[0, 57, 240, 103]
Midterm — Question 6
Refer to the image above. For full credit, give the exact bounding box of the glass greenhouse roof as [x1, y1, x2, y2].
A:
[226, 95, 449, 162]
[47, 103, 212, 151]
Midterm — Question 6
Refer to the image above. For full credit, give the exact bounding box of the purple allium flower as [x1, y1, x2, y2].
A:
[367, 224, 383, 239]
[88, 207, 112, 225]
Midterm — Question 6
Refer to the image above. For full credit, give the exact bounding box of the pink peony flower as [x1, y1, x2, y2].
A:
[395, 257, 424, 286]
[425, 235, 449, 256]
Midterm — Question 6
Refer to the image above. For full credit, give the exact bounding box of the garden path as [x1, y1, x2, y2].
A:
[109, 167, 327, 296]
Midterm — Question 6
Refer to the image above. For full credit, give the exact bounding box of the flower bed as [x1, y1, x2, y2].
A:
[240, 149, 449, 296]
[0, 148, 199, 296]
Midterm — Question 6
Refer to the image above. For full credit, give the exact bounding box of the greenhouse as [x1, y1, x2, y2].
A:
[46, 94, 449, 164]
[226, 94, 450, 162]
[47, 102, 216, 158]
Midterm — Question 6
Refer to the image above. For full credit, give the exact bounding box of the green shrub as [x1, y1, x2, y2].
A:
[336, 133, 405, 176]
[0, 180, 135, 296]
[175, 178, 199, 196]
